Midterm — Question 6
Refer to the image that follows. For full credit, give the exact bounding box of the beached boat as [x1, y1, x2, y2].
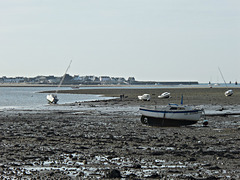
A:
[225, 89, 233, 96]
[47, 60, 72, 104]
[139, 104, 203, 126]
[47, 94, 59, 104]
[158, 92, 171, 99]
[138, 94, 151, 101]
[218, 67, 233, 97]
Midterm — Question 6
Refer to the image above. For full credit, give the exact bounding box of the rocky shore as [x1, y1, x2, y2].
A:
[1, 87, 240, 179]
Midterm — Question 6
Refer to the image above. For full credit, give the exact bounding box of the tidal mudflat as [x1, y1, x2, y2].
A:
[1, 87, 240, 179]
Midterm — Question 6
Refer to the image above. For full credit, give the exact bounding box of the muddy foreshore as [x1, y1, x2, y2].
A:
[1, 87, 240, 179]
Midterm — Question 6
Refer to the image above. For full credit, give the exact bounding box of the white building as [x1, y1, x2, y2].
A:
[99, 76, 111, 82]
[73, 75, 83, 81]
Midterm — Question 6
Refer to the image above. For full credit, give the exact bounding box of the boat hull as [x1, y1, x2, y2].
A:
[47, 94, 59, 104]
[139, 107, 202, 127]
[138, 94, 151, 101]
[141, 115, 198, 127]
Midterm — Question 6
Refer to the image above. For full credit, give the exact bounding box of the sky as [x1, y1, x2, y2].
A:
[0, 0, 239, 83]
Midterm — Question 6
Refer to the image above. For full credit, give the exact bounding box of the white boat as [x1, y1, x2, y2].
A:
[47, 60, 72, 104]
[218, 67, 233, 97]
[47, 94, 59, 104]
[139, 103, 203, 126]
[138, 94, 151, 101]
[158, 92, 171, 99]
[225, 89, 233, 96]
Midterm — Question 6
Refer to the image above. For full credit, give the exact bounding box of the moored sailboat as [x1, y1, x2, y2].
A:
[46, 94, 59, 104]
[47, 60, 72, 104]
[218, 67, 233, 96]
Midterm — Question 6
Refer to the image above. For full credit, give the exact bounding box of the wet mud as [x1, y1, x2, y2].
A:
[1, 87, 240, 179]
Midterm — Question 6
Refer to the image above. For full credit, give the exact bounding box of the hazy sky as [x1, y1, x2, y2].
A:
[0, 0, 239, 82]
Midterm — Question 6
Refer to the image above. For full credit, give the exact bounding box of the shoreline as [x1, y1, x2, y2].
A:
[55, 87, 240, 106]
[0, 82, 239, 87]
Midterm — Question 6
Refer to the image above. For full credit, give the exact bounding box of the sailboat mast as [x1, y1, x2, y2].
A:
[218, 67, 228, 88]
[55, 60, 72, 94]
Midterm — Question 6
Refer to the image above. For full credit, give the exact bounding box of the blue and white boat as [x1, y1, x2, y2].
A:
[139, 104, 203, 126]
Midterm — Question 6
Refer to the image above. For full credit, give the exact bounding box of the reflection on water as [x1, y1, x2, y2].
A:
[0, 87, 113, 109]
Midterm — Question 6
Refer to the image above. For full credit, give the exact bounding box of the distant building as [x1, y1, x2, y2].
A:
[100, 76, 111, 82]
[115, 77, 126, 84]
[0, 75, 199, 86]
[128, 77, 135, 82]
[47, 79, 58, 84]
[34, 76, 47, 84]
[73, 75, 82, 81]
[84, 76, 96, 81]
[2, 77, 24, 83]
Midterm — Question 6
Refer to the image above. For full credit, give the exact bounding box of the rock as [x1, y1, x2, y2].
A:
[146, 173, 161, 178]
[83, 160, 87, 165]
[132, 164, 141, 169]
[208, 166, 221, 170]
[126, 173, 137, 179]
[189, 157, 197, 161]
[203, 176, 221, 180]
[105, 169, 121, 178]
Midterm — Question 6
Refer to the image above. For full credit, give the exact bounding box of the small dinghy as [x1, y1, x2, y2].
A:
[158, 92, 171, 99]
[47, 94, 59, 104]
[138, 94, 151, 101]
[224, 89, 233, 96]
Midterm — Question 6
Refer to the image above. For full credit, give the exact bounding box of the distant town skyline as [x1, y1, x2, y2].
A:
[0, 1, 239, 83]
[0, 72, 236, 84]
[0, 74, 199, 86]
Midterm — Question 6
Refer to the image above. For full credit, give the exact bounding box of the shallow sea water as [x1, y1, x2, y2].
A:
[0, 87, 114, 110]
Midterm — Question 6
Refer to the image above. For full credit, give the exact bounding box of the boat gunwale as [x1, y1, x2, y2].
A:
[139, 107, 202, 114]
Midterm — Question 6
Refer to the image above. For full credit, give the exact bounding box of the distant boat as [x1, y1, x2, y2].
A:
[138, 94, 151, 101]
[218, 67, 233, 97]
[139, 104, 203, 127]
[158, 92, 171, 99]
[225, 89, 233, 97]
[47, 60, 72, 104]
